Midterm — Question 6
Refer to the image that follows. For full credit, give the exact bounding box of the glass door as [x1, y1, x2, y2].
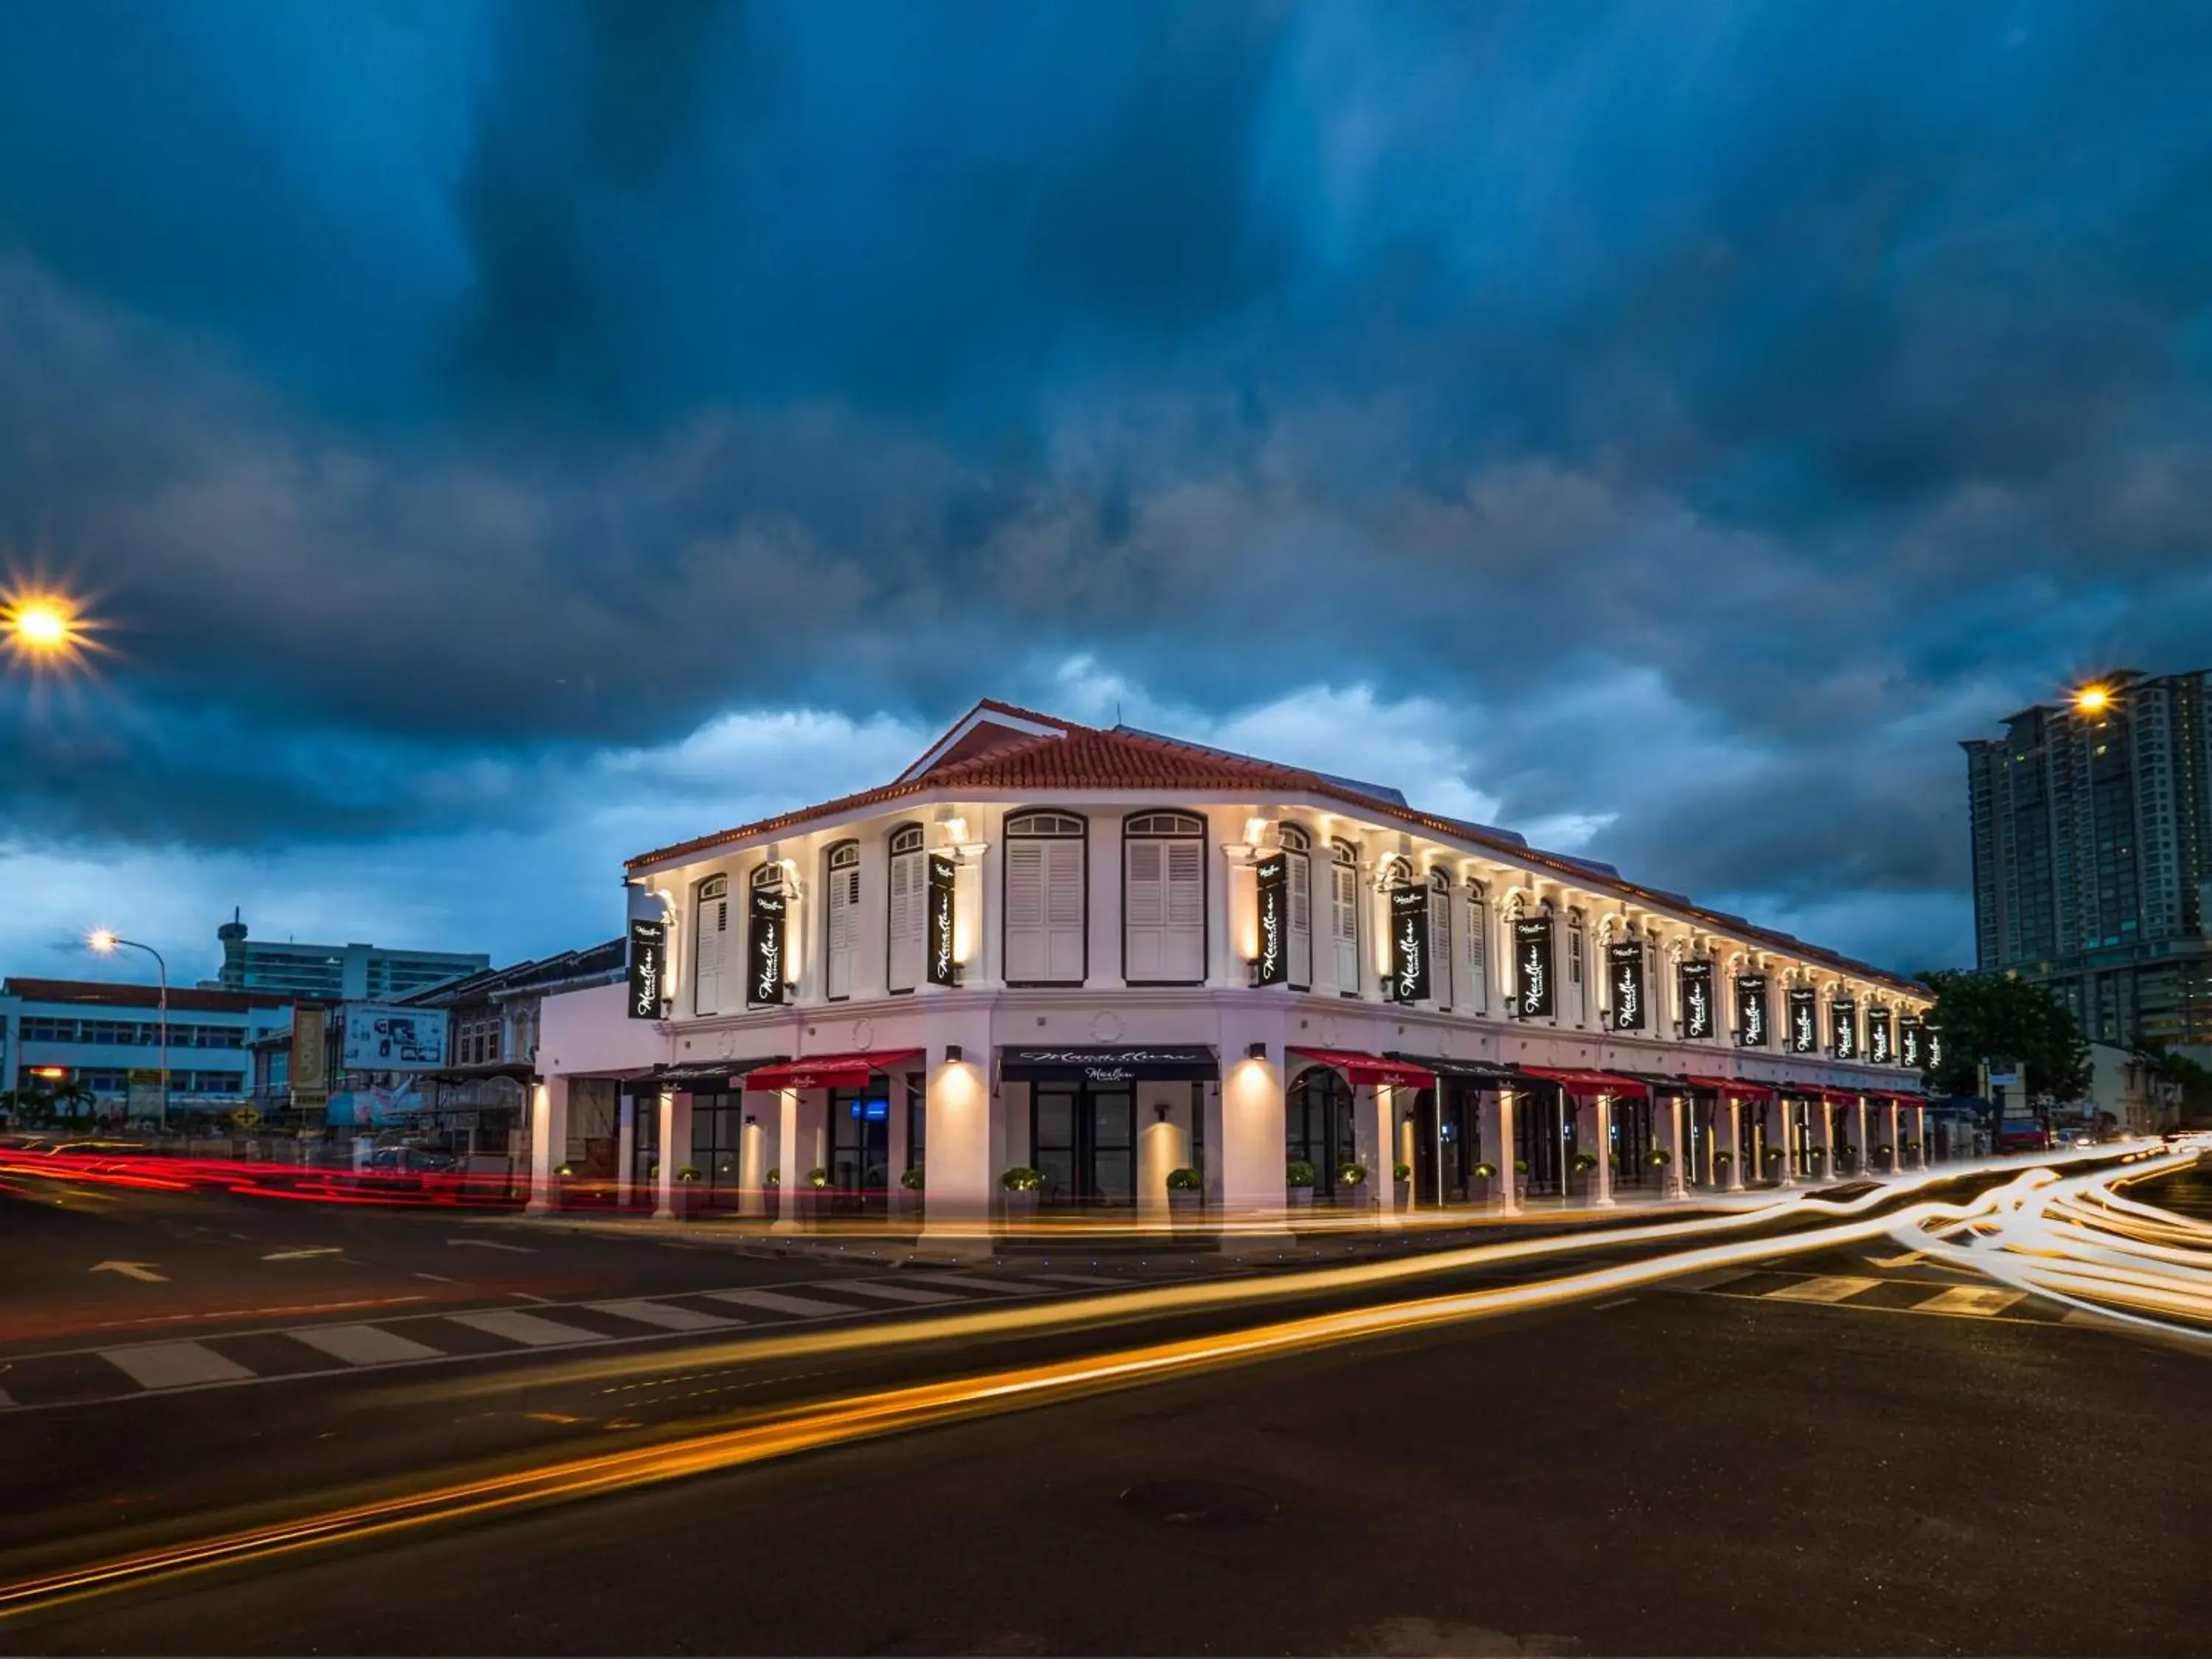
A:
[828, 1085, 891, 1214]
[1612, 1094, 1654, 1188]
[1028, 1082, 1136, 1206]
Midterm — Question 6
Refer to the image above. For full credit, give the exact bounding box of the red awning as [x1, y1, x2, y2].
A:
[742, 1049, 925, 1091]
[1287, 1048, 1436, 1089]
[1685, 1075, 1775, 1101]
[1520, 1066, 1649, 1097]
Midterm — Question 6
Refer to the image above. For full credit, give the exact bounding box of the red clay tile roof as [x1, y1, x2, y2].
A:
[624, 702, 1926, 996]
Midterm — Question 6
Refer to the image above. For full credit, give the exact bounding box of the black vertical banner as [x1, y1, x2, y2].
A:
[747, 888, 786, 1006]
[1868, 1008, 1893, 1065]
[1253, 853, 1289, 987]
[1787, 987, 1819, 1054]
[1514, 916, 1554, 1018]
[626, 918, 666, 1020]
[925, 853, 958, 987]
[1608, 941, 1646, 1032]
[1388, 884, 1430, 1004]
[1899, 1015, 1924, 1069]
[1736, 973, 1769, 1047]
[1680, 959, 1715, 1039]
[1926, 1022, 1944, 1072]
[1830, 999, 1858, 1060]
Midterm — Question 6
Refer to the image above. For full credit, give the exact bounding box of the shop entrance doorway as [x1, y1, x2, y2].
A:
[1030, 1081, 1137, 1206]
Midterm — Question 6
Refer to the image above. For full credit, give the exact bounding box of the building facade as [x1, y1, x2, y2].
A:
[213, 910, 488, 1002]
[1963, 668, 2212, 1055]
[1, 977, 293, 1119]
[531, 701, 1936, 1230]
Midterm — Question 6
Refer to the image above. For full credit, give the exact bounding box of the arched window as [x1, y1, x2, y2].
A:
[886, 824, 925, 992]
[693, 874, 729, 1016]
[1279, 824, 1313, 990]
[1124, 812, 1206, 984]
[1464, 879, 1489, 1014]
[1004, 811, 1087, 985]
[1329, 840, 1363, 995]
[824, 841, 860, 1001]
[1427, 869, 1454, 1011]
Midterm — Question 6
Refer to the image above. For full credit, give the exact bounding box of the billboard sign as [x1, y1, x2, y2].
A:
[341, 1004, 448, 1071]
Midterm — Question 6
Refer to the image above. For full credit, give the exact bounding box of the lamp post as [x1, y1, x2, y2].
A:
[89, 931, 167, 1133]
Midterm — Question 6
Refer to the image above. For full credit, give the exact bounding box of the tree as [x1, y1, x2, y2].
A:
[1917, 969, 2091, 1105]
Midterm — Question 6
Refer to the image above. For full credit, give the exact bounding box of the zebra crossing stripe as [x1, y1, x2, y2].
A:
[1915, 1285, 2028, 1317]
[102, 1341, 254, 1389]
[1021, 1273, 1129, 1287]
[291, 1324, 444, 1366]
[818, 1281, 963, 1304]
[447, 1310, 606, 1347]
[702, 1289, 867, 1318]
[1764, 1276, 1883, 1304]
[587, 1299, 740, 1331]
[902, 1272, 1027, 1294]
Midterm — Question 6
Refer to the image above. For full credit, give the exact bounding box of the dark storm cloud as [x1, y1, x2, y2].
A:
[4, 0, 2211, 974]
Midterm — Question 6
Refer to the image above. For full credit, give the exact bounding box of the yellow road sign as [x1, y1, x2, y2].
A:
[232, 1105, 262, 1130]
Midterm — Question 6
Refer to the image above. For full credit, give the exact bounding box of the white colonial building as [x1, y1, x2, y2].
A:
[530, 700, 1938, 1232]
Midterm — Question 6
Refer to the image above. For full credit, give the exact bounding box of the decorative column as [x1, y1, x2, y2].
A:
[1659, 1091, 1688, 1199]
[616, 1091, 637, 1207]
[920, 1026, 995, 1248]
[772, 1087, 804, 1234]
[526, 1077, 569, 1215]
[1592, 1093, 1616, 1207]
[653, 1089, 692, 1220]
[1914, 1104, 1929, 1166]
[1854, 1096, 1870, 1176]
[738, 1113, 767, 1217]
[1767, 1097, 1795, 1189]
[1813, 1095, 1836, 1183]
[1724, 1095, 1746, 1192]
[1486, 1088, 1521, 1215]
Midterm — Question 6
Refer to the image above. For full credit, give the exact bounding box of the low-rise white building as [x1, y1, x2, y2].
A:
[1, 976, 293, 1121]
[531, 700, 1938, 1230]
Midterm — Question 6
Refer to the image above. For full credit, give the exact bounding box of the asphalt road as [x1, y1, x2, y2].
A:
[1, 1153, 2199, 1655]
[8, 1233, 2205, 1657]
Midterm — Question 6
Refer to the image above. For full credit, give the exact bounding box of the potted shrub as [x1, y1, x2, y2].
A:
[1473, 1158, 1500, 1197]
[1763, 1146, 1787, 1180]
[670, 1163, 702, 1217]
[1806, 1145, 1827, 1176]
[763, 1164, 781, 1220]
[1874, 1141, 1894, 1172]
[1645, 1146, 1672, 1187]
[1285, 1160, 1315, 1208]
[1837, 1142, 1858, 1175]
[1166, 1165, 1204, 1225]
[1337, 1160, 1371, 1208]
[1001, 1164, 1043, 1222]
[1902, 1137, 1922, 1166]
[1392, 1161, 1412, 1208]
[1569, 1150, 1601, 1198]
[1714, 1148, 1736, 1181]
[900, 1164, 925, 1192]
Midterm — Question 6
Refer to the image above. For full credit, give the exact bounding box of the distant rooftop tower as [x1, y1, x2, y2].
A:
[218, 907, 248, 945]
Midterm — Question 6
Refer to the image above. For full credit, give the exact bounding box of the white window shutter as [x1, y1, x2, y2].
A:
[1466, 900, 1488, 1012]
[1287, 850, 1312, 988]
[827, 869, 858, 1000]
[694, 894, 726, 1015]
[1005, 841, 1046, 983]
[1124, 840, 1166, 980]
[1331, 863, 1360, 991]
[1427, 884, 1453, 1009]
[1044, 838, 1085, 982]
[1164, 839, 1204, 981]
[888, 851, 923, 990]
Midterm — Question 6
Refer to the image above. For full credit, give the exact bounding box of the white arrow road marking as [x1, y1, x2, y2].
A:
[90, 1261, 167, 1282]
[262, 1248, 344, 1261]
[446, 1239, 537, 1253]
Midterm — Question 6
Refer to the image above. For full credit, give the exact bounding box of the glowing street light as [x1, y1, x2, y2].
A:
[1, 585, 101, 672]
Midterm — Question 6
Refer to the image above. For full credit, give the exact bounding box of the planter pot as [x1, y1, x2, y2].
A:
[1342, 1181, 1371, 1210]
[1393, 1179, 1411, 1210]
[1003, 1190, 1040, 1225]
[1287, 1187, 1314, 1209]
[1168, 1189, 1203, 1232]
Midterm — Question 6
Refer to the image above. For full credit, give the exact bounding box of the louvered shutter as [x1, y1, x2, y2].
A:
[1164, 838, 1205, 981]
[1124, 840, 1166, 980]
[1330, 862, 1360, 991]
[1044, 839, 1085, 982]
[888, 850, 923, 990]
[694, 892, 726, 1015]
[827, 868, 859, 1000]
[1427, 883, 1453, 1009]
[1287, 850, 1312, 988]
[1466, 900, 1488, 1012]
[1004, 840, 1047, 982]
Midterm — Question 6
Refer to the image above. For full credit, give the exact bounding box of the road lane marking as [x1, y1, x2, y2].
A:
[446, 1239, 537, 1253]
[262, 1248, 344, 1261]
[447, 1310, 606, 1348]
[902, 1272, 1027, 1294]
[1916, 1285, 2028, 1317]
[88, 1261, 167, 1282]
[0, 1387, 15, 1410]
[1764, 1275, 1883, 1304]
[1593, 1297, 1635, 1310]
[1022, 1273, 1129, 1287]
[102, 1342, 254, 1389]
[413, 1273, 456, 1283]
[291, 1325, 445, 1366]
[701, 1290, 864, 1319]
[818, 1281, 963, 1304]
[586, 1300, 740, 1332]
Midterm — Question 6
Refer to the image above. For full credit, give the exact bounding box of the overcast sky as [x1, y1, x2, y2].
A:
[4, 1, 2209, 989]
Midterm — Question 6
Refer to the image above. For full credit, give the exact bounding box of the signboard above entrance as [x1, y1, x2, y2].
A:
[998, 1046, 1221, 1085]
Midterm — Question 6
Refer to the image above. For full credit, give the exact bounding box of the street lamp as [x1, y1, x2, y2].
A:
[88, 931, 167, 1133]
